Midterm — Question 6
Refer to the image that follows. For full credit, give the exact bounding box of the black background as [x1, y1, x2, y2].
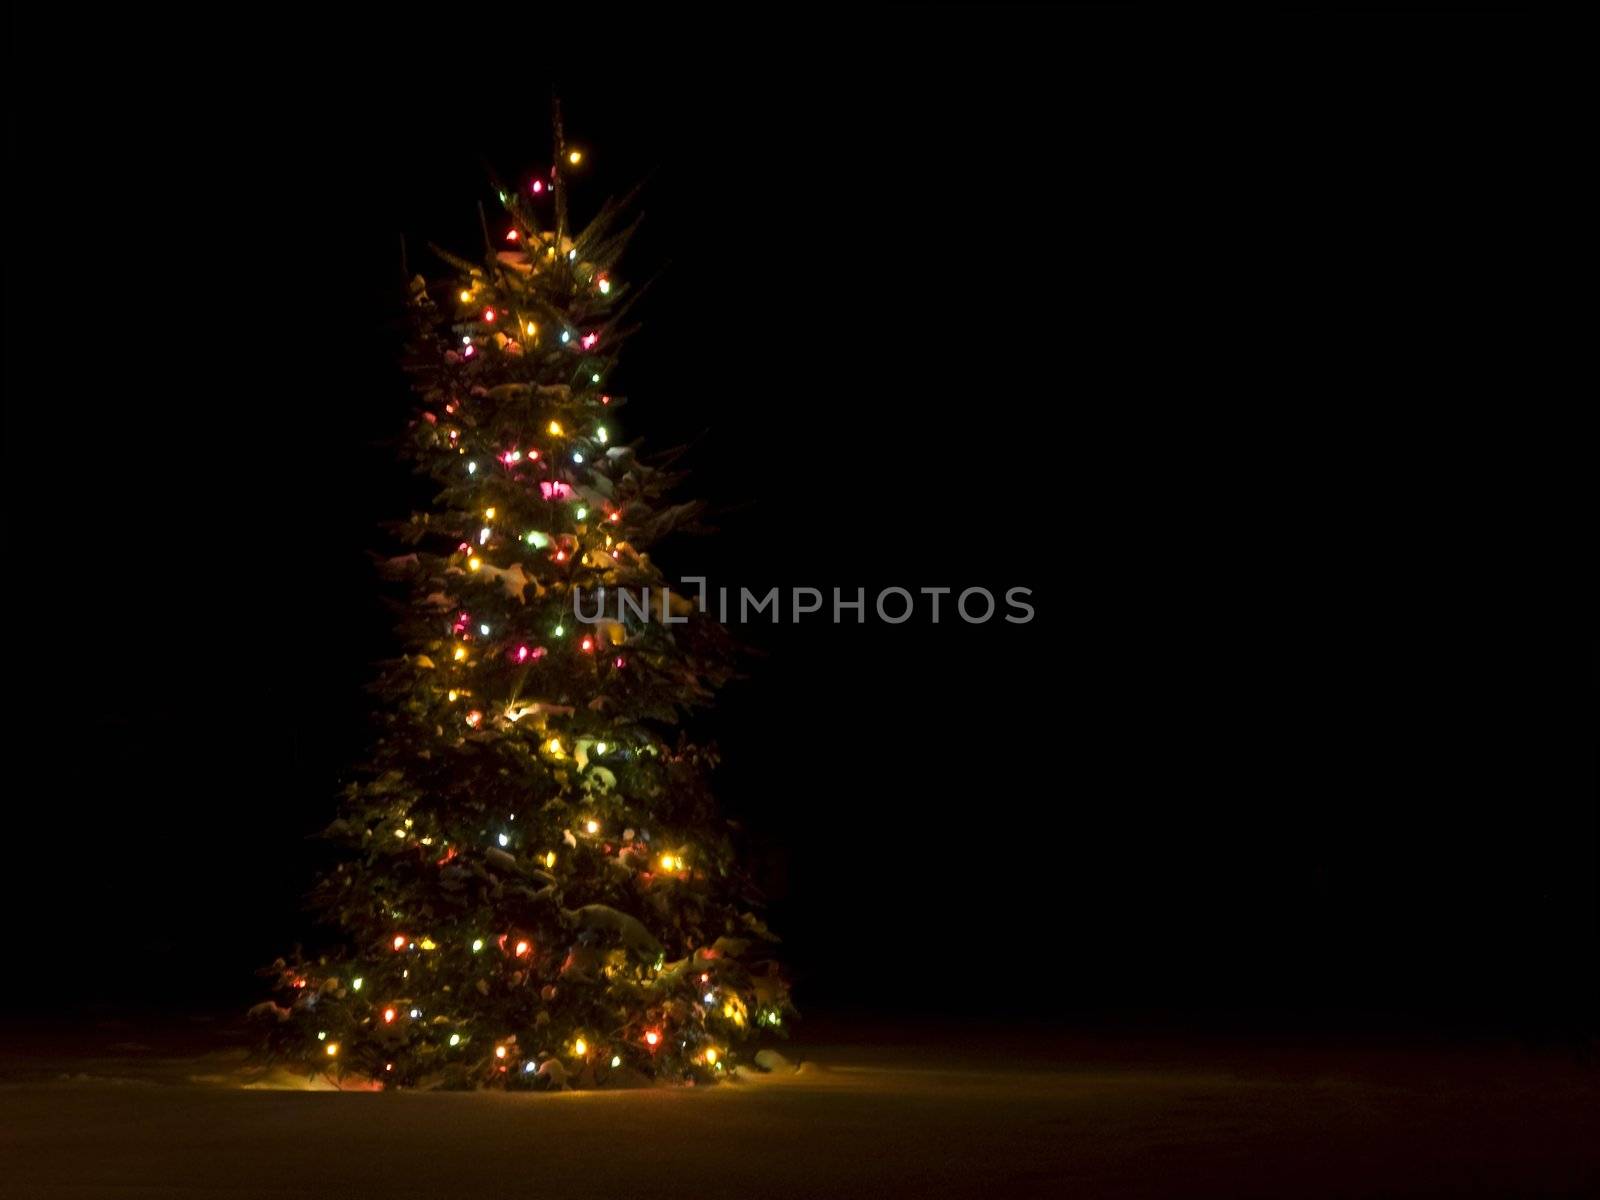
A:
[5, 11, 1591, 1034]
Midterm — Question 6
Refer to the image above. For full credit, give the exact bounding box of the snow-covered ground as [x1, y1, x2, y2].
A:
[2, 1027, 1594, 1198]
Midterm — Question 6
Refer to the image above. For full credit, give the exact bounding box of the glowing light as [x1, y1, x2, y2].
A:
[525, 530, 550, 548]
[497, 833, 509, 847]
[547, 738, 564, 756]
[515, 940, 530, 957]
[467, 558, 481, 573]
[568, 149, 583, 165]
[482, 309, 496, 323]
[325, 1042, 340, 1057]
[524, 1060, 537, 1073]
[525, 321, 538, 337]
[472, 938, 485, 952]
[452, 648, 468, 664]
[514, 645, 529, 663]
[484, 507, 496, 519]
[501, 449, 522, 465]
[495, 1045, 507, 1059]
[478, 527, 491, 544]
[560, 330, 571, 344]
[383, 1008, 396, 1023]
[659, 854, 678, 871]
[580, 636, 594, 652]
[644, 1030, 661, 1047]
[463, 345, 475, 357]
[544, 851, 557, 868]
[704, 1048, 719, 1065]
[596, 427, 608, 443]
[540, 481, 573, 501]
[419, 937, 437, 951]
[479, 623, 490, 636]
[465, 710, 483, 728]
[614, 656, 626, 668]
[572, 453, 584, 464]
[352, 977, 363, 990]
[547, 420, 564, 436]
[610, 1055, 622, 1067]
[580, 332, 598, 350]
[530, 179, 545, 194]
[704, 992, 715, 1003]
[591, 373, 601, 383]
[392, 935, 407, 951]
[575, 507, 587, 519]
[585, 819, 599, 834]
[597, 277, 611, 295]
[449, 1033, 461, 1046]
[553, 624, 565, 637]
[505, 229, 519, 241]
[573, 1038, 588, 1056]
[393, 828, 406, 839]
[608, 511, 622, 523]
[317, 1031, 327, 1040]
[466, 461, 477, 474]
[594, 742, 607, 755]
[459, 289, 472, 302]
[409, 1007, 421, 1019]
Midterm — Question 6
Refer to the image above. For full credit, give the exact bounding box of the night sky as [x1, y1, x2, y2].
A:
[6, 12, 1591, 1032]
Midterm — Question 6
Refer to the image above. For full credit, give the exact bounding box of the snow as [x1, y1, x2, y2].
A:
[1, 1029, 1595, 1198]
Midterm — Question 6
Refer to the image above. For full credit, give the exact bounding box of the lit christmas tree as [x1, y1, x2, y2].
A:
[255, 121, 791, 1089]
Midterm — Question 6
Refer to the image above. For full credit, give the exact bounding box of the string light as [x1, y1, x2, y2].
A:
[580, 636, 594, 653]
[505, 229, 519, 242]
[467, 558, 481, 573]
[530, 179, 545, 194]
[525, 321, 538, 337]
[547, 420, 564, 436]
[383, 1008, 396, 1023]
[704, 1048, 719, 1065]
[472, 938, 484, 952]
[580, 332, 598, 350]
[575, 507, 587, 519]
[392, 935, 407, 951]
[465, 710, 483, 728]
[449, 1033, 461, 1046]
[515, 940, 531, 957]
[597, 277, 611, 295]
[544, 851, 557, 869]
[325, 1042, 340, 1057]
[497, 833, 509, 847]
[484, 507, 496, 519]
[352, 977, 363, 990]
[459, 289, 472, 303]
[573, 453, 584, 464]
[553, 624, 565, 637]
[466, 461, 477, 473]
[568, 149, 583, 165]
[479, 623, 490, 636]
[495, 1045, 507, 1059]
[410, 1007, 422, 1019]
[573, 1037, 588, 1056]
[546, 738, 564, 756]
[610, 1055, 622, 1068]
[560, 330, 571, 344]
[585, 819, 599, 834]
[659, 854, 678, 871]
[596, 427, 608, 443]
[594, 742, 607, 755]
[644, 1030, 661, 1047]
[482, 309, 496, 323]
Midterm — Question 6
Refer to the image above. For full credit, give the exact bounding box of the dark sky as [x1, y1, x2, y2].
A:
[5, 11, 1591, 1030]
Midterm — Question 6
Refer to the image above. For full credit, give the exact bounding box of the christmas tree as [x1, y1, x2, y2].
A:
[255, 121, 791, 1089]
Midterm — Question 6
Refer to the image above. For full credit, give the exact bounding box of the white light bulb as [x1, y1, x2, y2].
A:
[498, 833, 509, 847]
[479, 527, 491, 544]
[596, 427, 608, 443]
[479, 624, 490, 635]
[610, 1055, 621, 1067]
[560, 330, 571, 343]
[573, 453, 584, 464]
[467, 461, 477, 474]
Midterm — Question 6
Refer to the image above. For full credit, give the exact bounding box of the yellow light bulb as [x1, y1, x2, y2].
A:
[525, 321, 538, 337]
[468, 556, 482, 571]
[547, 420, 564, 436]
[495, 1045, 507, 1059]
[447, 689, 459, 701]
[484, 507, 496, 519]
[419, 937, 437, 951]
[573, 1037, 588, 1056]
[544, 851, 557, 869]
[704, 1048, 718, 1065]
[325, 1042, 340, 1057]
[459, 289, 472, 302]
[585, 819, 599, 835]
[568, 150, 583, 165]
[659, 854, 677, 871]
[546, 738, 563, 756]
[453, 647, 467, 662]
